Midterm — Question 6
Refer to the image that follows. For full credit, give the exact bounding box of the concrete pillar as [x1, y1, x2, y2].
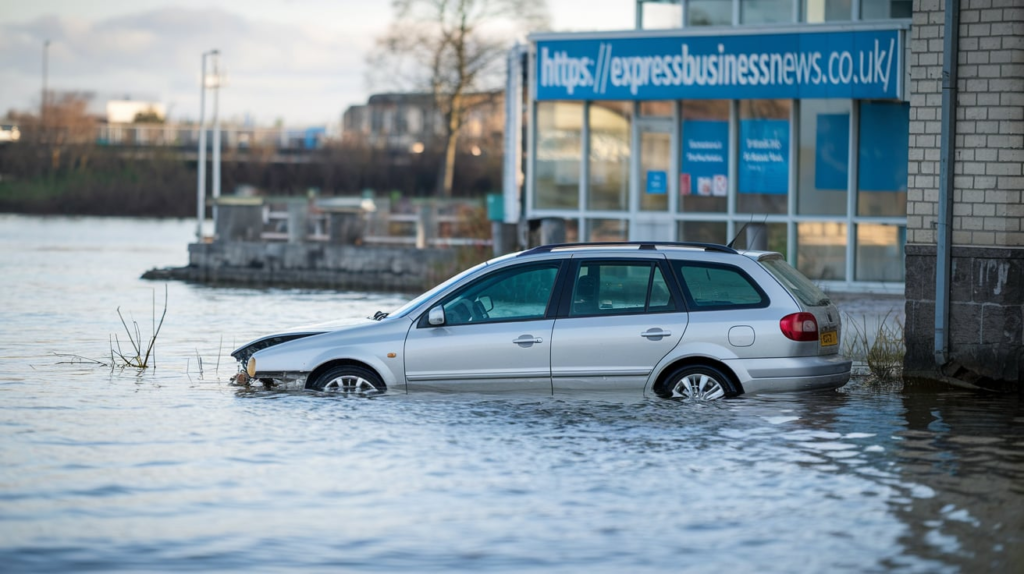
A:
[491, 222, 518, 256]
[287, 202, 308, 244]
[539, 218, 566, 245]
[415, 204, 435, 249]
[746, 223, 768, 251]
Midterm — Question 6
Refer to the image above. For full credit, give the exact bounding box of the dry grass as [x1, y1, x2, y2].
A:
[843, 311, 905, 384]
[110, 285, 167, 370]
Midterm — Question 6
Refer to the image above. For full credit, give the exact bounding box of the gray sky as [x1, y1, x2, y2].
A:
[0, 0, 654, 127]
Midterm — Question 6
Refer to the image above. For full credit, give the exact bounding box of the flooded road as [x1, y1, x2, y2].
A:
[1, 215, 1021, 572]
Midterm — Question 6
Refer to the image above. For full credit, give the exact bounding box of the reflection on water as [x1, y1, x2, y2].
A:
[0, 215, 1021, 572]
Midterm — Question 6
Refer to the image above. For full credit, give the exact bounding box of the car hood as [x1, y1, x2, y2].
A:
[230, 317, 373, 362]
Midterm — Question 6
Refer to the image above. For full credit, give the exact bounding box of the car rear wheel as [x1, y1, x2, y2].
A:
[307, 365, 384, 393]
[662, 365, 737, 400]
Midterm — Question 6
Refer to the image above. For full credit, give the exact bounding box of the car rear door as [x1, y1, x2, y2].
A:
[550, 256, 686, 393]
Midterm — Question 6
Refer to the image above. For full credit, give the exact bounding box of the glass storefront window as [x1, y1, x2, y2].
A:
[535, 102, 582, 209]
[797, 222, 847, 281]
[586, 219, 629, 242]
[589, 102, 631, 211]
[802, 0, 852, 22]
[741, 0, 794, 24]
[678, 221, 727, 244]
[681, 100, 729, 213]
[856, 224, 905, 282]
[861, 0, 911, 19]
[858, 102, 909, 217]
[640, 125, 672, 212]
[738, 100, 790, 215]
[798, 99, 851, 216]
[688, 0, 732, 26]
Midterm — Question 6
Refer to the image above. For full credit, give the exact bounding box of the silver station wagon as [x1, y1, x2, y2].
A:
[233, 242, 851, 399]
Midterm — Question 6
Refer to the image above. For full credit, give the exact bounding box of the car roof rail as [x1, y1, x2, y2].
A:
[517, 241, 739, 257]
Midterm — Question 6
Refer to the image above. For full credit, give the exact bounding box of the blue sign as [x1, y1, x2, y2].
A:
[814, 113, 850, 190]
[739, 119, 789, 195]
[646, 170, 667, 195]
[681, 120, 728, 196]
[859, 102, 910, 191]
[536, 28, 902, 101]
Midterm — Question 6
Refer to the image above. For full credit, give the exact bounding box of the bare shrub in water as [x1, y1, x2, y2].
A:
[111, 285, 167, 370]
[843, 311, 905, 383]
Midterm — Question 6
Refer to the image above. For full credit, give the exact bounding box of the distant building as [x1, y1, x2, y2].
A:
[106, 100, 166, 124]
[342, 91, 505, 156]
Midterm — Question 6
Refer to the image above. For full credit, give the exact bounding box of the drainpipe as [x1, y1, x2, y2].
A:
[934, 0, 960, 366]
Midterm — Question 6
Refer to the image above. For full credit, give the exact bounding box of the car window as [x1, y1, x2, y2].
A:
[441, 264, 559, 326]
[758, 256, 831, 307]
[570, 262, 676, 316]
[673, 262, 768, 310]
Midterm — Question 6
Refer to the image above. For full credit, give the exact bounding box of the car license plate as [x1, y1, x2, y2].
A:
[820, 330, 838, 346]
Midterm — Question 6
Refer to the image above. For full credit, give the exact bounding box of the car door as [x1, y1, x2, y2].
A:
[550, 257, 686, 393]
[403, 262, 562, 393]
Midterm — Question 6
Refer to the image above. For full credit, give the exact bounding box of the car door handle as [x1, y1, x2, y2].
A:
[513, 335, 543, 345]
[640, 329, 672, 338]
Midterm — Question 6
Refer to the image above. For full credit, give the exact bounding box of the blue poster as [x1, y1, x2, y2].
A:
[646, 170, 667, 195]
[535, 28, 903, 101]
[739, 119, 789, 195]
[681, 120, 728, 196]
[814, 113, 850, 190]
[859, 102, 910, 192]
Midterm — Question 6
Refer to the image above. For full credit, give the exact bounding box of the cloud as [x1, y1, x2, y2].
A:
[0, 7, 379, 125]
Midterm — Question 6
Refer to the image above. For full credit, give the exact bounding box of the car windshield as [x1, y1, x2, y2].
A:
[388, 260, 490, 319]
[759, 256, 831, 307]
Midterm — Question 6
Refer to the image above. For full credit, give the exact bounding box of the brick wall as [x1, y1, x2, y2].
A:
[907, 0, 1024, 247]
[905, 0, 1024, 390]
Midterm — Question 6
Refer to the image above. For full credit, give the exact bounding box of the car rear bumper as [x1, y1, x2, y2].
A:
[726, 355, 852, 394]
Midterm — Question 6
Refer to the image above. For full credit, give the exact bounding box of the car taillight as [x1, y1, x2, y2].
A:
[780, 312, 819, 342]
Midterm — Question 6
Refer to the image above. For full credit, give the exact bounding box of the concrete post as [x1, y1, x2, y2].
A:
[287, 202, 308, 244]
[491, 222, 518, 256]
[539, 218, 566, 245]
[415, 204, 435, 249]
[746, 223, 768, 251]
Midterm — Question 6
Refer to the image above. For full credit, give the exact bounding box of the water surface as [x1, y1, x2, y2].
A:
[0, 215, 1021, 572]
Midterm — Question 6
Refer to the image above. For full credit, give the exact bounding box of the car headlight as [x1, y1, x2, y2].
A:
[246, 356, 257, 377]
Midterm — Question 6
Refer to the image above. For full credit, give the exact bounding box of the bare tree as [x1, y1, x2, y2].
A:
[370, 0, 548, 197]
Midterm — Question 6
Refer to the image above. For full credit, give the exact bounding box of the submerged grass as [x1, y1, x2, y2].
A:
[110, 285, 167, 370]
[843, 310, 905, 384]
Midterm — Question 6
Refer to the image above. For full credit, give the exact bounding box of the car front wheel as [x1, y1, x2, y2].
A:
[307, 365, 384, 393]
[661, 365, 738, 400]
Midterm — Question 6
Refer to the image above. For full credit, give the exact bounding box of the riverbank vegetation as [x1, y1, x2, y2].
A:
[1, 95, 503, 218]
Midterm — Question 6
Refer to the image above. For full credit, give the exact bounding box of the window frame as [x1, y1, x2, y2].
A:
[417, 261, 567, 328]
[556, 258, 685, 318]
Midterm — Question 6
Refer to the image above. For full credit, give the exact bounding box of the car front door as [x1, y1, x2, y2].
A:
[550, 257, 686, 393]
[403, 262, 562, 393]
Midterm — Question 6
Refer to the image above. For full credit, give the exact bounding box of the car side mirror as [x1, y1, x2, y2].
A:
[428, 306, 445, 326]
[478, 295, 494, 312]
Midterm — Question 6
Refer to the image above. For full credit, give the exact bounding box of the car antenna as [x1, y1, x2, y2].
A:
[727, 215, 754, 249]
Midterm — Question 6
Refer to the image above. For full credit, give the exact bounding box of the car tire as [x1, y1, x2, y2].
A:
[660, 365, 738, 400]
[306, 365, 384, 393]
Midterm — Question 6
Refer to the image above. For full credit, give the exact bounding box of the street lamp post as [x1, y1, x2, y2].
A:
[211, 54, 222, 231]
[196, 49, 218, 242]
[41, 40, 50, 135]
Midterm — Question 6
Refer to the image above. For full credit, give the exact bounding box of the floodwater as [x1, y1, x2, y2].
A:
[0, 214, 1021, 573]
